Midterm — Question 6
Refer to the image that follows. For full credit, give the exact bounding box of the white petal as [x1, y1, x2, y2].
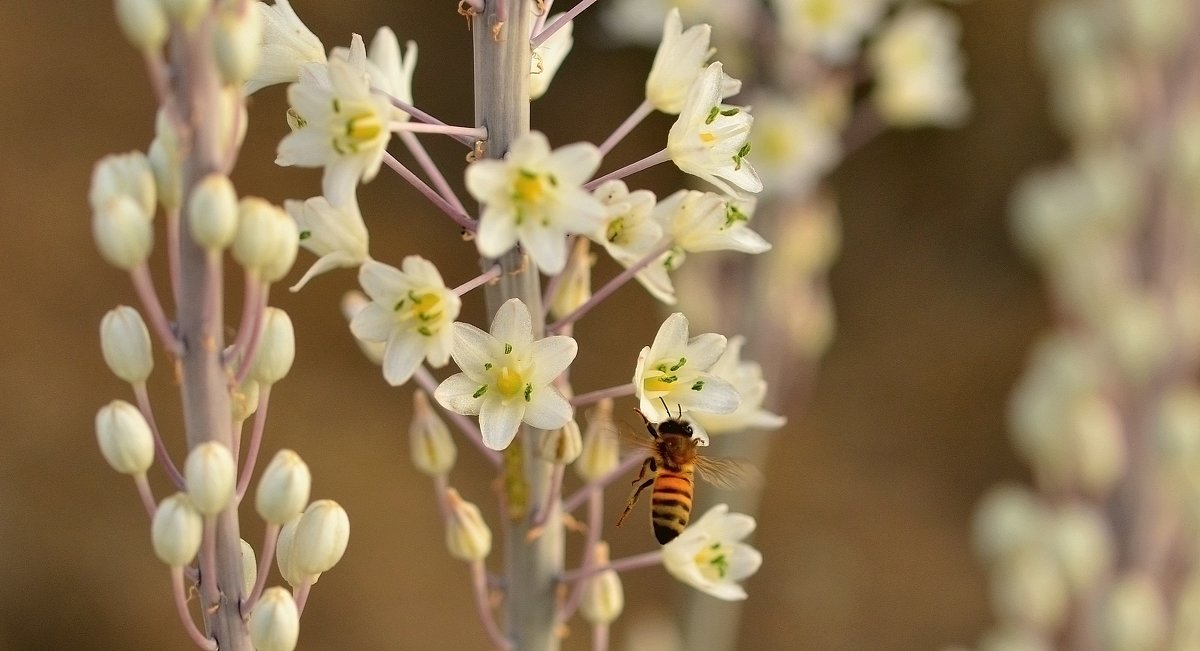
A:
[289, 252, 355, 291]
[434, 373, 485, 415]
[350, 303, 396, 343]
[523, 389, 572, 430]
[276, 128, 329, 167]
[686, 333, 727, 370]
[530, 336, 578, 385]
[490, 299, 534, 351]
[476, 208, 519, 259]
[451, 322, 497, 381]
[479, 397, 524, 450]
[650, 313, 691, 359]
[358, 260, 408, 301]
[323, 157, 365, 208]
[675, 374, 740, 414]
[548, 142, 602, 185]
[519, 223, 568, 275]
[381, 330, 425, 386]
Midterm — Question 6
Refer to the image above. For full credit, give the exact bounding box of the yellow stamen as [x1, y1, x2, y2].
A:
[497, 366, 524, 396]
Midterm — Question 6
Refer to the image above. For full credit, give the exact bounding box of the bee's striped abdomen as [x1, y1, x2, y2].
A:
[650, 467, 695, 544]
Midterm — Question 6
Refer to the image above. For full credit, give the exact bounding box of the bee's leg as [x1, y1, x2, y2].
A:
[633, 408, 658, 438]
[617, 458, 655, 527]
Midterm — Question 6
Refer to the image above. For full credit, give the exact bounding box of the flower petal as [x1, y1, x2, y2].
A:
[530, 335, 579, 385]
[523, 388, 573, 430]
[381, 329, 426, 386]
[479, 396, 524, 450]
[350, 303, 396, 343]
[434, 373, 485, 415]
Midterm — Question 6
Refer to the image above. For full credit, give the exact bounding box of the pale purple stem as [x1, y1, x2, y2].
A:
[530, 462, 566, 531]
[593, 624, 610, 651]
[383, 152, 477, 232]
[454, 264, 503, 296]
[203, 251, 222, 331]
[134, 382, 186, 489]
[599, 100, 655, 157]
[374, 89, 474, 147]
[399, 131, 468, 216]
[584, 148, 671, 191]
[293, 580, 312, 616]
[558, 489, 604, 624]
[433, 474, 452, 520]
[242, 523, 280, 613]
[471, 560, 515, 651]
[235, 383, 271, 501]
[234, 283, 270, 387]
[560, 550, 663, 583]
[550, 240, 674, 332]
[171, 567, 218, 651]
[228, 274, 263, 370]
[563, 454, 644, 513]
[570, 384, 636, 407]
[392, 121, 488, 140]
[413, 366, 501, 466]
[143, 51, 171, 107]
[166, 208, 183, 302]
[199, 517, 220, 605]
[130, 264, 183, 356]
[133, 473, 157, 518]
[530, 0, 601, 48]
[532, 0, 556, 32]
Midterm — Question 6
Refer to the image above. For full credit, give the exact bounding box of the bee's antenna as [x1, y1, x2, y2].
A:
[659, 397, 671, 418]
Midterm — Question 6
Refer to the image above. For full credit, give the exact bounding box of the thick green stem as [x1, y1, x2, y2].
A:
[473, 2, 563, 649]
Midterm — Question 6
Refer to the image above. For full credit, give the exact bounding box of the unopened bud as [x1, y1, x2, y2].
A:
[93, 195, 154, 270]
[548, 238, 593, 321]
[341, 291, 385, 364]
[539, 419, 583, 464]
[1050, 503, 1112, 594]
[409, 390, 456, 476]
[115, 0, 168, 52]
[1103, 293, 1168, 387]
[188, 173, 239, 250]
[580, 541, 624, 625]
[90, 152, 156, 217]
[1067, 394, 1126, 495]
[252, 308, 296, 385]
[248, 587, 300, 651]
[148, 138, 181, 211]
[445, 488, 491, 562]
[161, 0, 208, 26]
[1103, 573, 1167, 651]
[231, 377, 261, 423]
[100, 305, 154, 383]
[240, 538, 257, 596]
[152, 493, 204, 566]
[256, 449, 312, 525]
[972, 483, 1046, 563]
[575, 399, 618, 481]
[95, 399, 155, 475]
[292, 500, 350, 576]
[234, 198, 298, 282]
[185, 442, 236, 516]
[989, 547, 1068, 630]
[275, 516, 304, 587]
[214, 2, 263, 85]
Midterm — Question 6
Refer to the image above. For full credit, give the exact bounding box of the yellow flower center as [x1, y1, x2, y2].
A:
[699, 131, 717, 145]
[804, 0, 838, 26]
[605, 217, 627, 243]
[331, 99, 384, 155]
[644, 357, 687, 394]
[411, 292, 442, 320]
[515, 171, 546, 205]
[694, 542, 731, 581]
[496, 365, 525, 397]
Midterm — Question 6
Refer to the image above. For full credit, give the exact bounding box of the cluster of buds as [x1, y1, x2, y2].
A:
[93, 1, 349, 649]
[967, 0, 1200, 649]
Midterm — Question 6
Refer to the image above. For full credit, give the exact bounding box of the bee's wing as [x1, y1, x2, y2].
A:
[693, 456, 760, 489]
[613, 419, 658, 455]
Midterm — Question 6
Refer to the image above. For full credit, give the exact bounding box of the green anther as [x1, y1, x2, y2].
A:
[332, 98, 341, 113]
[738, 142, 752, 158]
[656, 363, 669, 373]
[711, 554, 729, 578]
[548, 174, 559, 187]
[691, 380, 705, 391]
[417, 326, 433, 336]
[408, 289, 421, 302]
[660, 375, 678, 384]
[393, 299, 406, 311]
[419, 310, 441, 322]
[504, 343, 513, 354]
[705, 106, 720, 125]
[484, 362, 493, 370]
[669, 357, 687, 372]
[725, 204, 749, 227]
[720, 107, 740, 117]
[473, 385, 488, 398]
[299, 230, 312, 241]
[524, 384, 532, 401]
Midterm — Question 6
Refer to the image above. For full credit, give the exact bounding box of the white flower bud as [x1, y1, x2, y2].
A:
[1049, 503, 1112, 594]
[341, 291, 386, 364]
[256, 449, 312, 525]
[95, 400, 155, 475]
[575, 399, 618, 481]
[240, 538, 257, 596]
[115, 0, 168, 52]
[989, 547, 1068, 630]
[409, 390, 456, 476]
[184, 442, 236, 516]
[148, 138, 181, 211]
[261, 213, 299, 284]
[188, 173, 238, 251]
[275, 516, 305, 587]
[292, 500, 350, 576]
[151, 493, 204, 566]
[100, 305, 154, 383]
[1103, 293, 1168, 387]
[234, 198, 297, 281]
[445, 488, 491, 562]
[548, 238, 593, 321]
[160, 0, 208, 26]
[214, 3, 263, 85]
[248, 587, 300, 651]
[972, 483, 1046, 564]
[580, 541, 623, 625]
[538, 419, 583, 464]
[231, 377, 260, 423]
[93, 195, 154, 270]
[251, 308, 296, 385]
[90, 152, 156, 217]
[1103, 573, 1167, 651]
[1066, 394, 1126, 495]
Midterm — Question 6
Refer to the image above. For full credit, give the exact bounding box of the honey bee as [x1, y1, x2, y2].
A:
[616, 405, 750, 545]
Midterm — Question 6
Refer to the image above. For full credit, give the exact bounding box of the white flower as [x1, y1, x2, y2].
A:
[657, 189, 770, 255]
[286, 195, 369, 290]
[246, 0, 327, 95]
[590, 180, 676, 303]
[465, 131, 605, 274]
[530, 14, 573, 100]
[662, 504, 762, 600]
[276, 35, 392, 207]
[749, 90, 845, 195]
[771, 0, 887, 64]
[341, 27, 417, 122]
[434, 299, 578, 450]
[870, 6, 971, 127]
[691, 337, 786, 435]
[350, 257, 461, 386]
[633, 312, 740, 422]
[645, 9, 740, 115]
[667, 62, 762, 196]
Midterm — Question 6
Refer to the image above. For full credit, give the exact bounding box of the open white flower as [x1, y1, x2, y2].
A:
[277, 34, 392, 207]
[749, 89, 846, 195]
[530, 14, 573, 100]
[435, 299, 578, 450]
[246, 0, 327, 95]
[465, 131, 605, 274]
[646, 9, 740, 114]
[634, 312, 740, 422]
[657, 189, 770, 255]
[691, 336, 786, 435]
[590, 180, 676, 303]
[772, 0, 887, 64]
[332, 27, 418, 123]
[350, 257, 461, 386]
[662, 504, 762, 600]
[286, 195, 369, 291]
[870, 6, 970, 127]
[667, 62, 762, 196]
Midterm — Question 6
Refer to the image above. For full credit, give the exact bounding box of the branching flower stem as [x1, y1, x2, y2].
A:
[559, 550, 663, 583]
[130, 264, 182, 356]
[133, 382, 186, 489]
[557, 488, 604, 624]
[550, 239, 674, 332]
[584, 148, 671, 191]
[383, 152, 477, 232]
[391, 121, 487, 140]
[563, 453, 645, 514]
[453, 264, 503, 296]
[399, 131, 468, 216]
[529, 0, 601, 48]
[133, 473, 157, 518]
[471, 559, 516, 651]
[570, 383, 636, 407]
[235, 384, 272, 501]
[375, 89, 475, 147]
[170, 567, 217, 651]
[243, 523, 281, 613]
[598, 99, 655, 157]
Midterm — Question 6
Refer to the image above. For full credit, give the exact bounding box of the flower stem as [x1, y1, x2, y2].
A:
[130, 264, 182, 356]
[550, 240, 674, 332]
[598, 99, 655, 157]
[243, 523, 280, 613]
[133, 382, 186, 489]
[453, 264, 503, 296]
[570, 383, 636, 407]
[399, 131, 469, 216]
[584, 148, 671, 191]
[132, 473, 157, 518]
[529, 0, 601, 48]
[170, 567, 218, 651]
[383, 152, 477, 232]
[375, 89, 475, 146]
[391, 121, 488, 140]
[235, 383, 272, 501]
[563, 453, 644, 513]
[559, 550, 662, 583]
[471, 560, 516, 650]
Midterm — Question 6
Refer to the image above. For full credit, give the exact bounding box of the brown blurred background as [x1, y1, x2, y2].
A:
[0, 1, 1054, 649]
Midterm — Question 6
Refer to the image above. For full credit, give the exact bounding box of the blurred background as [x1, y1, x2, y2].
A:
[0, 0, 1055, 648]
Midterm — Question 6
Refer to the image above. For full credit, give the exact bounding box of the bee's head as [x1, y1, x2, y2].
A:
[656, 418, 693, 438]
